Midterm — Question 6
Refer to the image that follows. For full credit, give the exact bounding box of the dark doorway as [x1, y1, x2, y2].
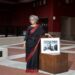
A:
[0, 51, 2, 57]
[39, 18, 48, 33]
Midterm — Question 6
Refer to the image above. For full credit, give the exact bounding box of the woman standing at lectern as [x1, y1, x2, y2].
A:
[25, 15, 51, 73]
[25, 15, 44, 73]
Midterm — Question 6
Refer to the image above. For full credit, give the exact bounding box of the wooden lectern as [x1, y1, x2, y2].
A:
[39, 35, 68, 74]
[39, 53, 68, 74]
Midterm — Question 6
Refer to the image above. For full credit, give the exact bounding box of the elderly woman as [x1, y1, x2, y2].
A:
[25, 15, 45, 73]
[25, 15, 52, 73]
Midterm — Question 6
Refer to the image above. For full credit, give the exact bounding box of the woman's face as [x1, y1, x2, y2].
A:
[30, 18, 36, 25]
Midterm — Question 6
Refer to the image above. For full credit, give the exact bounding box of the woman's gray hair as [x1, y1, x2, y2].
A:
[29, 15, 39, 22]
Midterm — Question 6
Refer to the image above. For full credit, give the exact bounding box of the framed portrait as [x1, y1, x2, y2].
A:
[33, 1, 38, 7]
[33, 2, 36, 7]
[43, 0, 47, 5]
[41, 38, 60, 55]
[39, 0, 42, 6]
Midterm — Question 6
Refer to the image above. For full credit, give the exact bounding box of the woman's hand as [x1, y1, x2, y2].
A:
[45, 33, 52, 38]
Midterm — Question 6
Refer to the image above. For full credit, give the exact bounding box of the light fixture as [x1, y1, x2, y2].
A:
[53, 16, 56, 20]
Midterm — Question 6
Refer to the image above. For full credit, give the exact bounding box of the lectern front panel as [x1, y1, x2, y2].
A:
[39, 53, 68, 74]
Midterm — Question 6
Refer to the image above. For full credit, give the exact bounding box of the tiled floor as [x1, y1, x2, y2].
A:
[8, 48, 25, 56]
[0, 65, 47, 75]
[0, 40, 75, 75]
[13, 57, 26, 62]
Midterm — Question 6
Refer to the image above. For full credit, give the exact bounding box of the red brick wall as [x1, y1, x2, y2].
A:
[13, 0, 55, 32]
[11, 3, 33, 27]
[1, 0, 75, 33]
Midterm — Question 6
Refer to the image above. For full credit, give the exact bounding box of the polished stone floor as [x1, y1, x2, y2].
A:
[0, 39, 75, 75]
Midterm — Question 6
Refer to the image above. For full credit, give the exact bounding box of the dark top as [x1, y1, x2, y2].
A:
[26, 25, 45, 49]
